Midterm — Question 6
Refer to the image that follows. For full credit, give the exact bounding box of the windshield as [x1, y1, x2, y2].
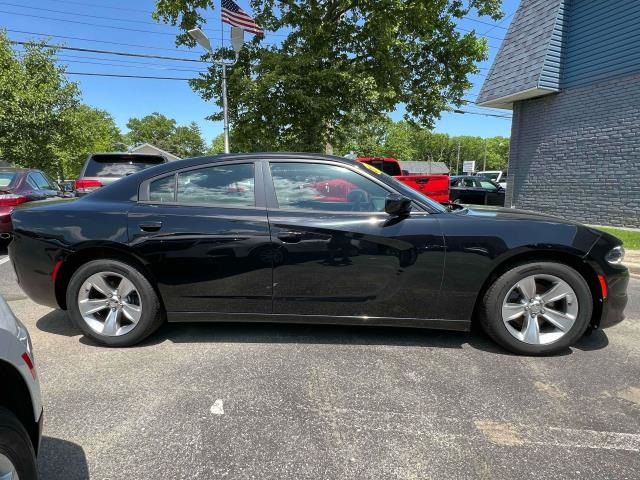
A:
[354, 162, 447, 212]
[478, 172, 500, 181]
[0, 172, 17, 188]
[84, 155, 165, 178]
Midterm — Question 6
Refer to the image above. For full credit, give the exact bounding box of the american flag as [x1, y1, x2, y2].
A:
[221, 0, 264, 37]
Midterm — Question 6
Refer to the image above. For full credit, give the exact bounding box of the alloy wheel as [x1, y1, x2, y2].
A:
[0, 453, 18, 480]
[501, 274, 579, 345]
[77, 271, 142, 337]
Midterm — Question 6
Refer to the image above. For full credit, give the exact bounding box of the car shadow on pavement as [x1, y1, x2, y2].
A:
[36, 309, 82, 337]
[39, 436, 89, 480]
[35, 308, 610, 355]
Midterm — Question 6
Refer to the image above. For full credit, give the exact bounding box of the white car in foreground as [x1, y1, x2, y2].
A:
[0, 295, 42, 480]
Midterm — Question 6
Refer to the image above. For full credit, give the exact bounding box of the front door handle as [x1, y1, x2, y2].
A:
[277, 231, 303, 243]
[139, 221, 163, 232]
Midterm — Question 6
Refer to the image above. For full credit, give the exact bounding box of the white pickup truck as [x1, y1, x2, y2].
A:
[475, 170, 507, 189]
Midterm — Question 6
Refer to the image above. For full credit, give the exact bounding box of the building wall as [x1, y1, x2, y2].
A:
[563, 0, 640, 88]
[507, 72, 640, 228]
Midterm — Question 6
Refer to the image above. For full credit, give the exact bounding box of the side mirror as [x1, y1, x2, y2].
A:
[385, 194, 412, 217]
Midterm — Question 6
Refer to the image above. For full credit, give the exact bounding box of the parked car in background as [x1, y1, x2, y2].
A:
[450, 175, 505, 206]
[0, 167, 63, 241]
[9, 153, 628, 355]
[0, 294, 42, 480]
[474, 170, 507, 188]
[356, 157, 450, 203]
[58, 180, 76, 198]
[75, 153, 167, 196]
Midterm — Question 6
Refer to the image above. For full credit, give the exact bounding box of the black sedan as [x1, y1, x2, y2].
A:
[450, 175, 505, 206]
[9, 154, 628, 355]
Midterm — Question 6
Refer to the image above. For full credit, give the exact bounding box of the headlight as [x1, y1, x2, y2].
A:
[605, 246, 625, 265]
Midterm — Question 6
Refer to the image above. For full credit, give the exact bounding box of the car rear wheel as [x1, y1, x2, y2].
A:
[0, 406, 38, 480]
[480, 261, 592, 355]
[66, 259, 165, 347]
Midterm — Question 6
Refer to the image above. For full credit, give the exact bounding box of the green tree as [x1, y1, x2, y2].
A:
[0, 32, 80, 178]
[125, 113, 206, 157]
[208, 133, 226, 154]
[125, 112, 177, 151]
[55, 105, 123, 178]
[167, 122, 207, 157]
[154, 1, 503, 152]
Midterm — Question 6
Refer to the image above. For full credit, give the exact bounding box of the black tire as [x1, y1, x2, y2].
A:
[479, 261, 592, 356]
[66, 259, 165, 347]
[0, 406, 38, 480]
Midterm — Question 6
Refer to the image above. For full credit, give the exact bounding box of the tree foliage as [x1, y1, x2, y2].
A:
[0, 32, 123, 178]
[125, 112, 206, 158]
[0, 32, 80, 178]
[56, 105, 123, 178]
[154, 0, 503, 152]
[334, 118, 510, 172]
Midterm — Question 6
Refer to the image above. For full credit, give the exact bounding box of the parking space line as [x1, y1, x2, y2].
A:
[0, 256, 10, 266]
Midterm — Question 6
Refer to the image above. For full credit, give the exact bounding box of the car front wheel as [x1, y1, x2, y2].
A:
[66, 259, 165, 347]
[480, 261, 593, 355]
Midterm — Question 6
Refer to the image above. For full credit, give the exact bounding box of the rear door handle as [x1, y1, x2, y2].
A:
[139, 221, 163, 232]
[277, 231, 303, 243]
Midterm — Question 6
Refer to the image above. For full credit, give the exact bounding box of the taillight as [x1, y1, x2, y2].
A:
[0, 194, 28, 207]
[75, 179, 103, 190]
[21, 352, 37, 379]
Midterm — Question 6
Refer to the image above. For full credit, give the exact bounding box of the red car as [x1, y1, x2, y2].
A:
[356, 157, 450, 203]
[0, 167, 62, 241]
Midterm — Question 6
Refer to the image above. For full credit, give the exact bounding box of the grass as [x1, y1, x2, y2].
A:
[596, 227, 640, 250]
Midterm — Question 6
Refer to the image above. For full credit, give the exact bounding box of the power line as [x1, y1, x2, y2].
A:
[55, 58, 208, 73]
[0, 2, 176, 28]
[3, 4, 504, 45]
[9, 40, 206, 63]
[66, 71, 193, 80]
[456, 26, 504, 42]
[7, 29, 204, 55]
[460, 16, 507, 30]
[52, 53, 206, 70]
[0, 9, 179, 36]
[453, 109, 511, 119]
[482, 10, 516, 36]
[43, 0, 154, 14]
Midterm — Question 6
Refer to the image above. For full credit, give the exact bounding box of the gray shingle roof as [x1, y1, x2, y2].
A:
[477, 0, 566, 108]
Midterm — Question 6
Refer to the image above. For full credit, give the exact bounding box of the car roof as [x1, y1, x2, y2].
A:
[0, 167, 32, 173]
[134, 152, 361, 176]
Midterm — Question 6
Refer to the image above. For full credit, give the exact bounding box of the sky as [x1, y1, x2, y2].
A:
[3, 0, 521, 145]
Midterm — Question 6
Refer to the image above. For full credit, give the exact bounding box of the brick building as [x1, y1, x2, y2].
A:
[478, 0, 640, 227]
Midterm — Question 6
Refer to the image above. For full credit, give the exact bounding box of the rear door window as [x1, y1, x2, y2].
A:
[84, 155, 165, 177]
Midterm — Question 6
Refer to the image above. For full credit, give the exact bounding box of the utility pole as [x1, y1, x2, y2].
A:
[483, 138, 487, 171]
[456, 141, 461, 175]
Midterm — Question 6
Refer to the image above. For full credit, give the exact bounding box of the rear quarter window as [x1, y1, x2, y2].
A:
[0, 172, 17, 188]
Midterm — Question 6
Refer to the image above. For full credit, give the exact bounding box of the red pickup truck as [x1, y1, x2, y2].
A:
[356, 157, 449, 203]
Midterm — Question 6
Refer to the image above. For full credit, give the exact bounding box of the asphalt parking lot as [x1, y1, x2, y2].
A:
[1, 245, 639, 479]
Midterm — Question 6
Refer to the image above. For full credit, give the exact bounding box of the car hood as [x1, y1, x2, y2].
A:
[456, 205, 584, 226]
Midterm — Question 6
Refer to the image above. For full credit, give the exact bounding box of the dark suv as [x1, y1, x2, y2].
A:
[75, 153, 167, 196]
[449, 175, 505, 206]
